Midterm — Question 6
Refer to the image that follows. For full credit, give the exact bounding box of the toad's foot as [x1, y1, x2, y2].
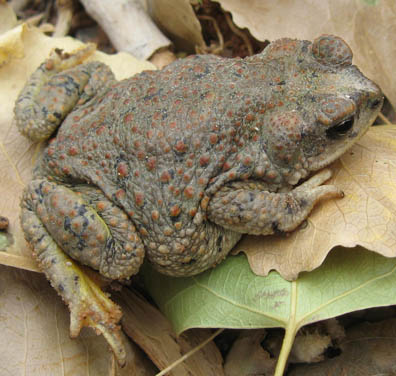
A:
[21, 220, 126, 364]
[208, 168, 343, 235]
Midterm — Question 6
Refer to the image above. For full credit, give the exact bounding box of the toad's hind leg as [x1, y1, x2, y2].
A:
[21, 179, 145, 365]
[14, 45, 115, 142]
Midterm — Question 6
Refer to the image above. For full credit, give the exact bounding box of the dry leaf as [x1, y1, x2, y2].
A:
[147, 0, 205, 52]
[224, 330, 276, 376]
[116, 288, 224, 376]
[289, 318, 396, 375]
[218, 0, 396, 109]
[237, 125, 396, 280]
[0, 2, 17, 35]
[0, 265, 155, 375]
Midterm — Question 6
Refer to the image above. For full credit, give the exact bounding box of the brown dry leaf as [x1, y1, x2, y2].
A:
[0, 265, 155, 375]
[224, 330, 276, 376]
[116, 288, 224, 376]
[0, 18, 155, 375]
[147, 0, 205, 52]
[218, 0, 396, 109]
[289, 318, 396, 375]
[237, 125, 396, 280]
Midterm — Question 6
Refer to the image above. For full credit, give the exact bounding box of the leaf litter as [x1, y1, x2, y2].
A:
[1, 1, 396, 375]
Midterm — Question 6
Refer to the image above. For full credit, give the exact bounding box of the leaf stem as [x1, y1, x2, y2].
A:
[274, 281, 298, 376]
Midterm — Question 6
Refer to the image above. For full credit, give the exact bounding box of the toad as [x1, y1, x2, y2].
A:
[14, 35, 383, 364]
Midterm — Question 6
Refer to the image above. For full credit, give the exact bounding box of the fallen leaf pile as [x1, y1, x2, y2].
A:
[1, 1, 396, 375]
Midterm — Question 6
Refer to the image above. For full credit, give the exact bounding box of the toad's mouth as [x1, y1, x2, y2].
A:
[307, 131, 363, 172]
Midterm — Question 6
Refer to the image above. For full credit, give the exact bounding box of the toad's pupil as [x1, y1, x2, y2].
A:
[326, 117, 354, 139]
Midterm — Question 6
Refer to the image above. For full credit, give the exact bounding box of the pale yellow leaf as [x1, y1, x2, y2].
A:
[0, 2, 17, 35]
[0, 265, 154, 376]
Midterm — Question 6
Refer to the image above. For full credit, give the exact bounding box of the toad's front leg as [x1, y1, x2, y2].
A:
[14, 44, 115, 142]
[207, 169, 343, 235]
[21, 179, 145, 365]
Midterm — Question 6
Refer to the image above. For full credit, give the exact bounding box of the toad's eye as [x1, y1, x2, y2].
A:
[326, 117, 354, 139]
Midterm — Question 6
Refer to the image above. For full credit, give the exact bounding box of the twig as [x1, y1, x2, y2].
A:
[54, 0, 74, 37]
[378, 112, 392, 125]
[155, 328, 224, 376]
[197, 15, 224, 54]
[224, 12, 254, 56]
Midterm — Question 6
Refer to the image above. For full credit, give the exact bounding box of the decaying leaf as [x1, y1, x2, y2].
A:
[289, 318, 396, 375]
[0, 2, 17, 37]
[147, 0, 205, 52]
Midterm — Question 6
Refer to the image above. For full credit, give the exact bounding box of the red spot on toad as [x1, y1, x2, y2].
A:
[199, 155, 210, 166]
[170, 205, 181, 217]
[134, 191, 144, 206]
[117, 162, 129, 177]
[175, 140, 187, 153]
[146, 157, 156, 171]
[68, 147, 78, 156]
[184, 186, 194, 198]
[116, 189, 126, 200]
[245, 114, 255, 122]
[209, 133, 218, 144]
[160, 171, 171, 183]
[124, 113, 133, 123]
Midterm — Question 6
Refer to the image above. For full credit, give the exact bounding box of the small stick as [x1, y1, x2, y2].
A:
[378, 112, 392, 125]
[224, 12, 254, 56]
[156, 328, 224, 376]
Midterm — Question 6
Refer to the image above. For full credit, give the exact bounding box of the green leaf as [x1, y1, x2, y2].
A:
[143, 247, 396, 333]
[361, 0, 380, 5]
[142, 247, 396, 375]
[0, 232, 9, 251]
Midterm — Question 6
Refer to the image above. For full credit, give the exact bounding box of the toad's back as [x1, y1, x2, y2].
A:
[36, 53, 272, 274]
